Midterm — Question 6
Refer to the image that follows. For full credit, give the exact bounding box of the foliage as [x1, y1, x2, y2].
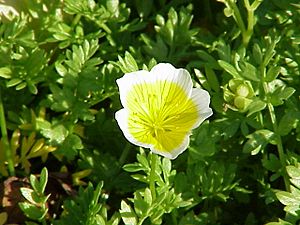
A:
[121, 150, 192, 225]
[0, 0, 300, 224]
[55, 182, 120, 225]
[19, 167, 50, 223]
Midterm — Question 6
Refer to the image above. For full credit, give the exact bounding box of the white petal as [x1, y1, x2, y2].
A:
[116, 70, 149, 108]
[150, 135, 190, 159]
[115, 63, 213, 160]
[115, 108, 152, 149]
[150, 63, 193, 96]
[190, 88, 213, 129]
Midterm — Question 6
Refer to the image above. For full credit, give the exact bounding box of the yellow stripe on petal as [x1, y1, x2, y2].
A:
[126, 79, 199, 154]
[115, 63, 213, 159]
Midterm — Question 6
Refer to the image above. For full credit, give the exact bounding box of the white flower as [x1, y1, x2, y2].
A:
[115, 63, 213, 159]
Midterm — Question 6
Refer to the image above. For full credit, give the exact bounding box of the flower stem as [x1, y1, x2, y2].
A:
[244, 2, 254, 47]
[149, 153, 157, 200]
[228, 1, 246, 35]
[244, 0, 262, 47]
[119, 142, 131, 166]
[0, 88, 15, 176]
[267, 101, 290, 191]
[227, 0, 262, 48]
[261, 70, 290, 191]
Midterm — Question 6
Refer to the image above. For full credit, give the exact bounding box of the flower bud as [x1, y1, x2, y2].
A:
[223, 79, 254, 112]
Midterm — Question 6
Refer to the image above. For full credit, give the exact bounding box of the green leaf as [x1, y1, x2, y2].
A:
[41, 124, 68, 145]
[190, 124, 217, 157]
[135, 0, 153, 18]
[196, 50, 219, 69]
[106, 0, 119, 14]
[20, 188, 38, 205]
[144, 188, 152, 206]
[194, 68, 211, 91]
[266, 66, 281, 82]
[0, 67, 12, 79]
[189, 141, 217, 159]
[278, 111, 300, 136]
[276, 191, 299, 206]
[243, 129, 276, 155]
[286, 166, 300, 180]
[118, 51, 139, 73]
[240, 120, 249, 136]
[6, 78, 23, 87]
[109, 212, 121, 225]
[133, 191, 149, 217]
[29, 175, 40, 195]
[39, 167, 48, 194]
[55, 62, 68, 77]
[123, 163, 144, 172]
[252, 43, 263, 65]
[265, 219, 293, 225]
[120, 200, 138, 225]
[19, 202, 47, 221]
[55, 182, 106, 225]
[131, 174, 147, 183]
[290, 178, 300, 189]
[262, 154, 281, 172]
[270, 86, 295, 106]
[218, 60, 240, 78]
[156, 14, 165, 26]
[27, 80, 38, 95]
[216, 39, 231, 62]
[15, 82, 27, 90]
[247, 99, 267, 116]
[279, 87, 295, 100]
[239, 61, 260, 81]
[161, 158, 171, 175]
[56, 134, 83, 160]
[136, 153, 150, 170]
[205, 66, 220, 92]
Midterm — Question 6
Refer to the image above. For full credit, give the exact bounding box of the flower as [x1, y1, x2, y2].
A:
[115, 63, 213, 159]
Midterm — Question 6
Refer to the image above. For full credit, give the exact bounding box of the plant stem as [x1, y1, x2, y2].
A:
[261, 71, 290, 191]
[267, 101, 290, 191]
[228, 0, 250, 47]
[228, 1, 246, 35]
[244, 0, 262, 47]
[244, 3, 254, 47]
[0, 88, 15, 176]
[228, 0, 262, 48]
[119, 142, 131, 166]
[149, 153, 157, 200]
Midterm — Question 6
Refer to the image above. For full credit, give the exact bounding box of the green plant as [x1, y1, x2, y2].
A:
[121, 150, 192, 225]
[19, 167, 50, 224]
[54, 182, 120, 225]
[1, 0, 300, 224]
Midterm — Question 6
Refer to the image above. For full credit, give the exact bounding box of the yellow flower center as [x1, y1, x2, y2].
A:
[126, 79, 199, 153]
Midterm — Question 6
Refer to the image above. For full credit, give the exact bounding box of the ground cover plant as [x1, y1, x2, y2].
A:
[0, 0, 300, 224]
